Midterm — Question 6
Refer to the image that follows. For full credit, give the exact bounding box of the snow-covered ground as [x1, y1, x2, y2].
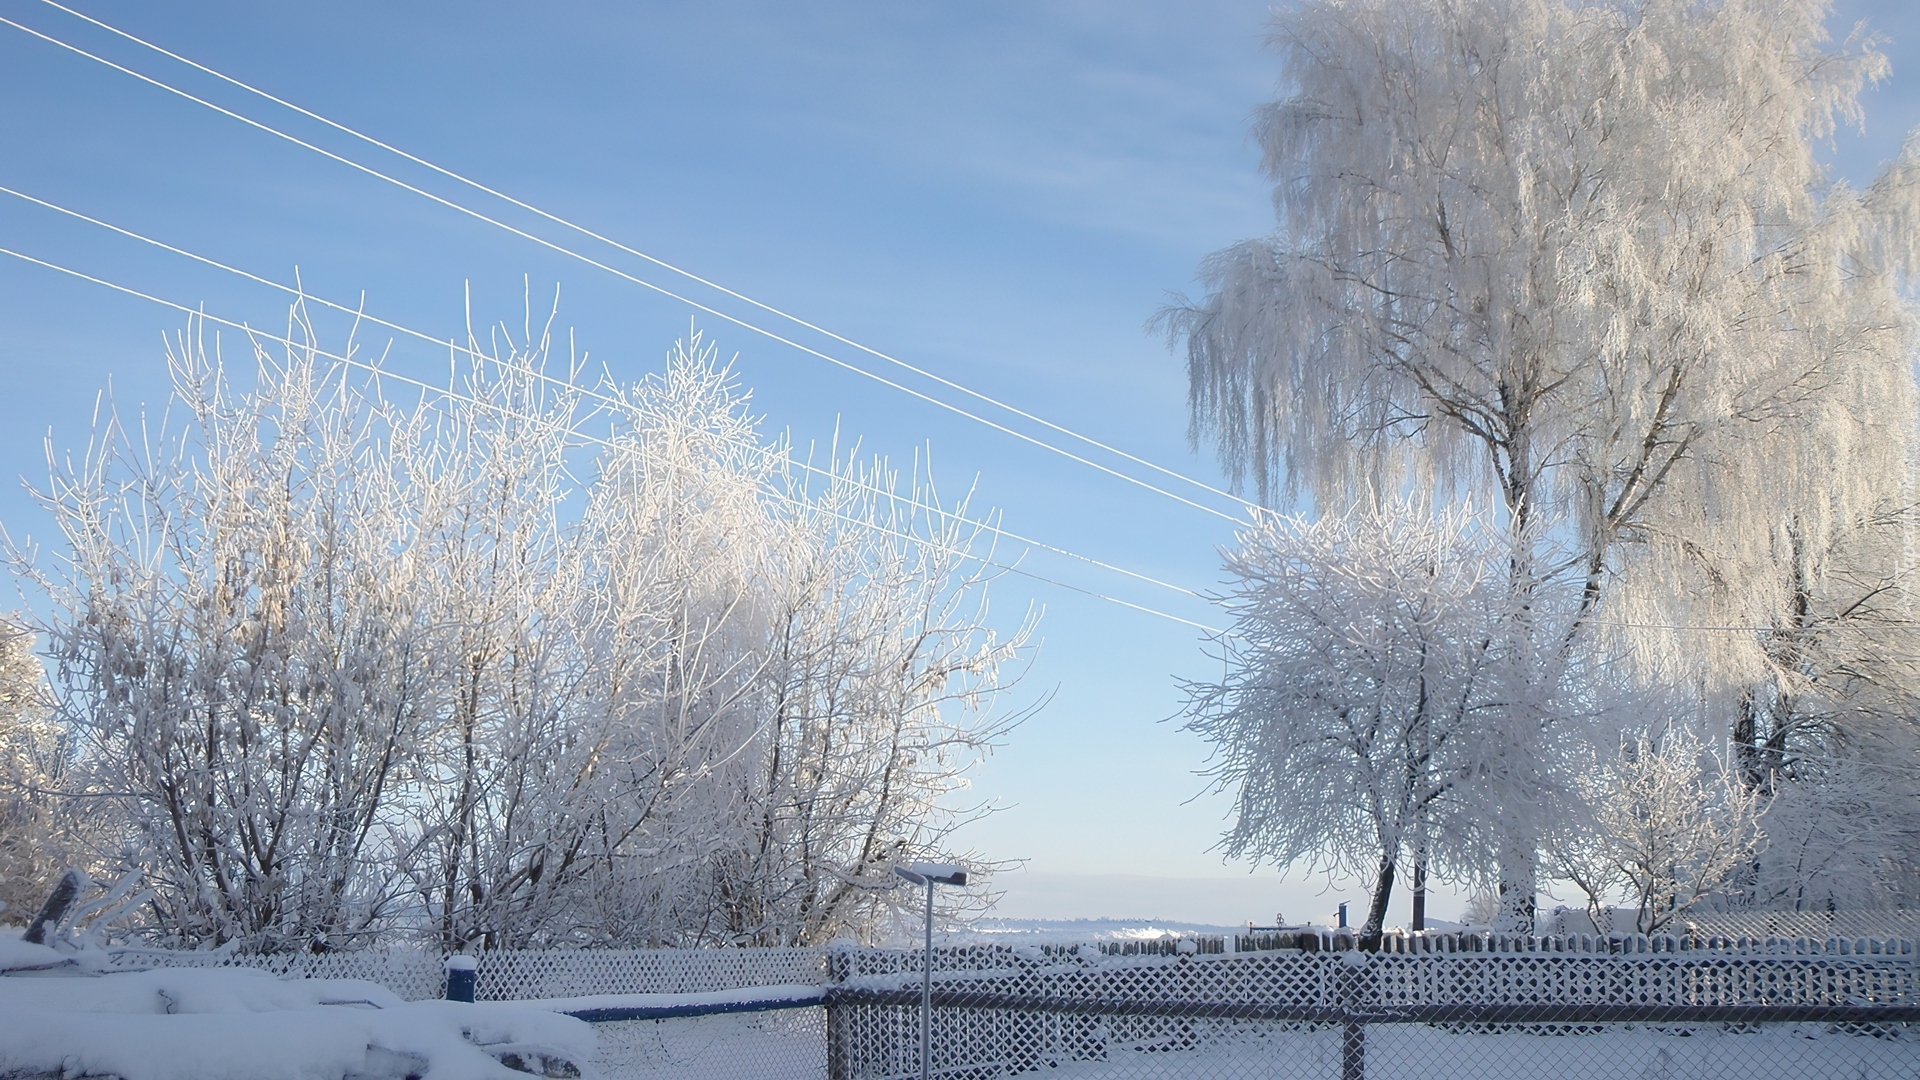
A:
[1, 929, 838, 1080]
[0, 934, 597, 1080]
[590, 1010, 825, 1080]
[1017, 1025, 1918, 1080]
[9, 929, 1915, 1080]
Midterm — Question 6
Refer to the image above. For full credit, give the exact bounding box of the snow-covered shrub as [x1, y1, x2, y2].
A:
[14, 304, 1029, 951]
[1551, 728, 1768, 934]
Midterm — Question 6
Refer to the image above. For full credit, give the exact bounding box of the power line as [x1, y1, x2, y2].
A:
[23, 170, 1920, 639]
[0, 182, 1211, 607]
[0, 242, 1228, 637]
[1590, 620, 1920, 634]
[22, 178, 1920, 639]
[0, 9, 1250, 528]
[34, 0, 1259, 520]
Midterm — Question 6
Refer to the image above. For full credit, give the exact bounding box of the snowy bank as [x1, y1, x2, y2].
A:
[0, 934, 94, 975]
[0, 965, 596, 1080]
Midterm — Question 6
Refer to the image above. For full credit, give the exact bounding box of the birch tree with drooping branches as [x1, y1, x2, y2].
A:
[1160, 0, 1920, 928]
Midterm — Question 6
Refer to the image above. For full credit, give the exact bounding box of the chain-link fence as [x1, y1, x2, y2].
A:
[822, 944, 1920, 1079]
[585, 1001, 827, 1080]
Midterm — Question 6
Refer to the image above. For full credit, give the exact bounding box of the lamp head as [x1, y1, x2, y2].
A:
[894, 862, 967, 887]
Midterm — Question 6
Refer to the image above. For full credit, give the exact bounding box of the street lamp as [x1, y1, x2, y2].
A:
[894, 862, 967, 1080]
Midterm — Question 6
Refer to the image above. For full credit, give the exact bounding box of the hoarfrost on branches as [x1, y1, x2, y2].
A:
[1160, 0, 1920, 928]
[1185, 500, 1584, 946]
[1550, 727, 1768, 934]
[12, 302, 1033, 950]
[0, 620, 65, 922]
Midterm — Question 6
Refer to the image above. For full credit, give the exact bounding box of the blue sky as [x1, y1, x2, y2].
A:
[0, 0, 1914, 927]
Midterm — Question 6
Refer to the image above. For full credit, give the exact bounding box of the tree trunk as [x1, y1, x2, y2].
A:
[1497, 840, 1536, 934]
[1359, 853, 1396, 950]
[1410, 854, 1427, 932]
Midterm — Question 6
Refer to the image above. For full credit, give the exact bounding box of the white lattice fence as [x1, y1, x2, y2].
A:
[825, 946, 1920, 1079]
[1683, 909, 1920, 942]
[104, 948, 449, 1000]
[474, 946, 825, 999]
[1244, 926, 1920, 957]
[105, 945, 825, 1002]
[1366, 953, 1919, 1007]
[838, 947, 1918, 1009]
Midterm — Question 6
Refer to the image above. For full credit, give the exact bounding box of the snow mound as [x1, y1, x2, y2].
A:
[0, 935, 79, 975]
[0, 967, 597, 1080]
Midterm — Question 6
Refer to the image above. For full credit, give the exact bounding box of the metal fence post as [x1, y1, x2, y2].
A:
[825, 949, 850, 1080]
[921, 878, 933, 1080]
[1339, 949, 1368, 1080]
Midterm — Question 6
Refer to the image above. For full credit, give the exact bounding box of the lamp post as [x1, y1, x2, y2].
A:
[894, 862, 967, 1080]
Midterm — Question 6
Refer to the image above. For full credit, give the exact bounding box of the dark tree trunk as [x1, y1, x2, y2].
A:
[1410, 855, 1427, 932]
[1360, 855, 1396, 950]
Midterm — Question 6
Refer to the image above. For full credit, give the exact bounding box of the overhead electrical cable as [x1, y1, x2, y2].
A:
[0, 183, 1210, 605]
[0, 242, 1227, 636]
[0, 9, 1250, 527]
[36, 11, 1906, 639]
[1584, 620, 1920, 633]
[11, 181, 1917, 636]
[34, 0, 1258, 518]
[11, 187, 1915, 636]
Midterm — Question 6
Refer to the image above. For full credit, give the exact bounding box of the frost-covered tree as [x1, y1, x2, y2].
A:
[1160, 0, 1920, 928]
[0, 619, 65, 922]
[17, 303, 1027, 950]
[397, 333, 1030, 950]
[402, 331, 793, 950]
[1719, 503, 1920, 910]
[26, 313, 438, 948]
[1185, 501, 1564, 946]
[711, 460, 1030, 946]
[392, 319, 603, 951]
[1550, 727, 1768, 934]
